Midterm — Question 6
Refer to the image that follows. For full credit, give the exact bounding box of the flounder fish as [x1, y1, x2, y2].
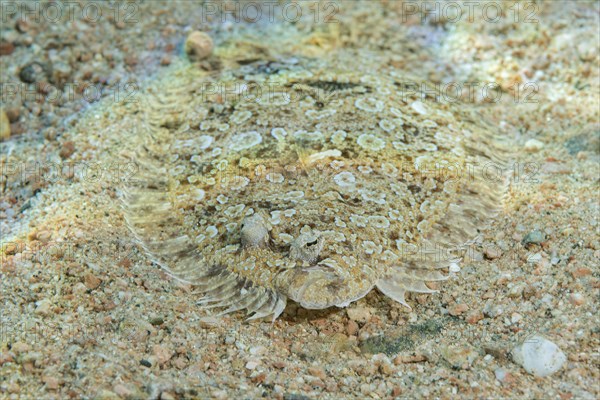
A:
[122, 53, 508, 321]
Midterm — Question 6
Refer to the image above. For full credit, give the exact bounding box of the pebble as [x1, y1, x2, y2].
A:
[16, 20, 29, 33]
[4, 106, 20, 123]
[0, 352, 14, 366]
[308, 366, 327, 380]
[393, 353, 427, 364]
[522, 230, 545, 246]
[72, 282, 87, 294]
[42, 375, 59, 390]
[95, 390, 120, 400]
[3, 242, 19, 255]
[448, 262, 461, 273]
[199, 316, 221, 328]
[159, 392, 175, 400]
[347, 307, 372, 324]
[494, 368, 515, 384]
[569, 292, 585, 306]
[524, 139, 544, 152]
[511, 313, 523, 323]
[379, 361, 394, 375]
[0, 109, 10, 140]
[113, 384, 133, 397]
[483, 300, 503, 318]
[484, 344, 509, 362]
[140, 359, 152, 368]
[0, 41, 15, 56]
[522, 284, 537, 300]
[224, 335, 235, 345]
[439, 345, 479, 369]
[483, 246, 502, 260]
[161, 56, 172, 66]
[185, 31, 214, 61]
[411, 101, 428, 115]
[327, 333, 355, 354]
[19, 61, 50, 83]
[245, 360, 259, 370]
[35, 230, 52, 243]
[249, 345, 267, 356]
[346, 320, 359, 336]
[577, 42, 597, 61]
[358, 383, 371, 395]
[84, 273, 102, 290]
[571, 267, 592, 279]
[511, 335, 566, 377]
[465, 310, 484, 324]
[448, 303, 468, 316]
[508, 283, 525, 298]
[125, 54, 138, 66]
[11, 342, 31, 354]
[59, 141, 76, 159]
[212, 389, 229, 400]
[35, 299, 52, 315]
[273, 361, 286, 369]
[153, 344, 173, 365]
[527, 252, 542, 265]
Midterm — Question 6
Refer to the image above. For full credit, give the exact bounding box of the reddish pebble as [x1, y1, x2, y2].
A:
[59, 141, 75, 159]
[569, 293, 585, 306]
[0, 41, 14, 56]
[466, 310, 484, 324]
[84, 273, 102, 290]
[308, 366, 327, 380]
[449, 303, 469, 316]
[571, 268, 592, 278]
[272, 361, 286, 369]
[347, 320, 359, 336]
[41, 376, 59, 390]
[161, 56, 172, 66]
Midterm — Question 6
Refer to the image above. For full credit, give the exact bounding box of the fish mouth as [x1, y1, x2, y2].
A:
[294, 266, 339, 302]
[275, 263, 351, 310]
[278, 264, 372, 310]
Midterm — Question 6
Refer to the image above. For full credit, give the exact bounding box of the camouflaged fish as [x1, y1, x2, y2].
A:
[122, 54, 508, 321]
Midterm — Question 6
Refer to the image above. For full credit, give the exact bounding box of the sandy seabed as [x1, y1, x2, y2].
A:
[1, 1, 599, 399]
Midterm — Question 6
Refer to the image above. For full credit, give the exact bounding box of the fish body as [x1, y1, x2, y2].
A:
[123, 57, 508, 321]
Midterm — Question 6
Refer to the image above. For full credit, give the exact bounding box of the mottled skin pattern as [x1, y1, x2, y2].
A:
[123, 56, 506, 320]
